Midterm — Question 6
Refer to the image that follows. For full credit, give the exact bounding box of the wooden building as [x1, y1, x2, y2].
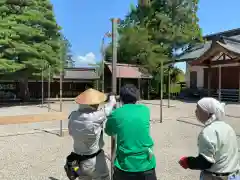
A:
[0, 67, 99, 100]
[103, 62, 152, 99]
[178, 28, 240, 101]
[0, 63, 153, 100]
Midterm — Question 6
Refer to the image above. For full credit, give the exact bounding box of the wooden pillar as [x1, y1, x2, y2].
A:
[208, 66, 212, 96]
[138, 78, 141, 99]
[118, 78, 121, 95]
[95, 80, 99, 90]
[148, 79, 150, 100]
[218, 65, 221, 101]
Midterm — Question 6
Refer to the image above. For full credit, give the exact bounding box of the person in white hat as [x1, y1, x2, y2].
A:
[64, 88, 116, 180]
[179, 97, 239, 180]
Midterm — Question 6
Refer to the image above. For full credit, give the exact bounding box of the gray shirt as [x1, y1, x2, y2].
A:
[68, 102, 115, 155]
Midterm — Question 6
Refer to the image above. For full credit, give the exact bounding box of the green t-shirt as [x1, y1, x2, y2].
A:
[105, 104, 156, 172]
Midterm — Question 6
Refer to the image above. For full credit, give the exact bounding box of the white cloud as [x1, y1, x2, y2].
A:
[74, 52, 96, 67]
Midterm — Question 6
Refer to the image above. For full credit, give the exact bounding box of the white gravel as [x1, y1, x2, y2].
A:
[0, 100, 239, 180]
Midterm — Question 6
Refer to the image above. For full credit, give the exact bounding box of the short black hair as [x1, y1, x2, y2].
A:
[120, 84, 139, 104]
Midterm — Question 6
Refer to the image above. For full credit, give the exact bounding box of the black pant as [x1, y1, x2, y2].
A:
[113, 167, 157, 180]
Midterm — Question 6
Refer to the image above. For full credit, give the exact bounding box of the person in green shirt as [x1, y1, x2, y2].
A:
[105, 84, 157, 180]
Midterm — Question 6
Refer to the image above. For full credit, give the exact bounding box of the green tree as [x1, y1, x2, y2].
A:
[106, 0, 202, 95]
[88, 61, 104, 91]
[105, 26, 168, 71]
[0, 0, 67, 100]
[120, 0, 203, 61]
[61, 35, 74, 67]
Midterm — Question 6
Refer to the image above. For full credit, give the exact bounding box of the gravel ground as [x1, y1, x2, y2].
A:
[0, 100, 240, 180]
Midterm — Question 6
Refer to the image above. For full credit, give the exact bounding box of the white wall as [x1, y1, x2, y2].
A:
[185, 63, 204, 88]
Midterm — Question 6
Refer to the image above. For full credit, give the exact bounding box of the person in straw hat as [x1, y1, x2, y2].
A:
[178, 97, 239, 180]
[64, 88, 116, 180]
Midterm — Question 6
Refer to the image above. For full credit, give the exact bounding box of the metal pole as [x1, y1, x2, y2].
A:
[59, 48, 63, 137]
[41, 68, 44, 107]
[101, 37, 105, 92]
[148, 79, 150, 100]
[168, 66, 170, 108]
[160, 61, 163, 123]
[48, 65, 51, 112]
[111, 18, 118, 180]
[238, 64, 240, 102]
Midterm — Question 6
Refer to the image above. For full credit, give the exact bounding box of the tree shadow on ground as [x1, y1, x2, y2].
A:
[176, 119, 203, 128]
[0, 128, 61, 138]
[225, 114, 240, 119]
[177, 98, 199, 104]
[142, 97, 199, 105]
[33, 128, 61, 136]
[0, 99, 59, 108]
[0, 100, 41, 108]
[49, 177, 59, 180]
[141, 101, 176, 107]
[0, 100, 63, 113]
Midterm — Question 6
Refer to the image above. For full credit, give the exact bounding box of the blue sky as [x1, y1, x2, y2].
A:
[50, 0, 240, 72]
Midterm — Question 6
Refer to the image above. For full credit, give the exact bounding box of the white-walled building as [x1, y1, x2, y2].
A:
[177, 28, 240, 101]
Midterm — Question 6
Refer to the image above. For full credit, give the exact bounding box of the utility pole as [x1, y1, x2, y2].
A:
[112, 19, 117, 94]
[110, 18, 119, 180]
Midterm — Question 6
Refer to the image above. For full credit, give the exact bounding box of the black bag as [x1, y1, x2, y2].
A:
[64, 150, 102, 180]
[64, 159, 81, 180]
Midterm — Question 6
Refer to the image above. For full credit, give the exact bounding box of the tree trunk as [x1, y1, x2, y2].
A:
[19, 78, 30, 102]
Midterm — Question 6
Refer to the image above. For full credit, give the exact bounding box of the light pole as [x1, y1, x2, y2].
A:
[101, 32, 112, 92]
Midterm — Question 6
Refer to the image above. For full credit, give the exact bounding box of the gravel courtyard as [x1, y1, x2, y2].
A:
[0, 100, 240, 180]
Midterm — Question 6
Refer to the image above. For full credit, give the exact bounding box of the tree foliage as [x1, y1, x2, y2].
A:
[105, 0, 202, 89]
[0, 0, 70, 100]
[61, 35, 74, 68]
[0, 0, 67, 75]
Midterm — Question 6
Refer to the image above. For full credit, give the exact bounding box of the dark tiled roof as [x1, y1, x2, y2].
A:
[219, 35, 240, 54]
[204, 28, 240, 40]
[54, 68, 99, 80]
[176, 28, 240, 62]
[176, 42, 212, 61]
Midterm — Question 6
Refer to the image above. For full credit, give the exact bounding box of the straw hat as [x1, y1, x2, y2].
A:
[75, 88, 107, 105]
